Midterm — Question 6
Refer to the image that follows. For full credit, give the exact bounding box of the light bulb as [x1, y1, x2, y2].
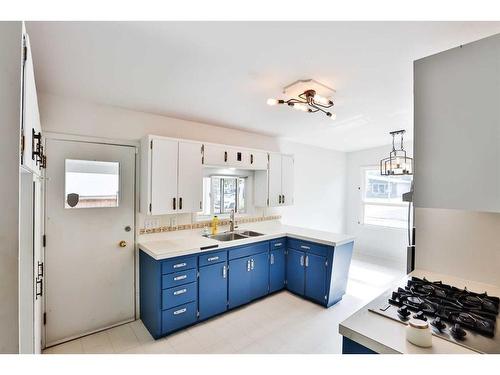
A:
[313, 94, 332, 106]
[293, 103, 309, 112]
[267, 98, 279, 106]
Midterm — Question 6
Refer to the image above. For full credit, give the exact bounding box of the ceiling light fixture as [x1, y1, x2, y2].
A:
[380, 130, 413, 176]
[267, 79, 336, 120]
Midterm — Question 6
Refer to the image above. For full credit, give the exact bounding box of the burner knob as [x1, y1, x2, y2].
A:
[413, 311, 427, 321]
[431, 317, 446, 331]
[397, 306, 411, 318]
[450, 323, 467, 340]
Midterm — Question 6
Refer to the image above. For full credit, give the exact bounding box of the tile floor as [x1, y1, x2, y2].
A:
[43, 257, 404, 354]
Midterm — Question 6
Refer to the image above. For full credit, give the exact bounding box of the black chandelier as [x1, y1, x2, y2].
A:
[380, 130, 413, 176]
[267, 89, 336, 119]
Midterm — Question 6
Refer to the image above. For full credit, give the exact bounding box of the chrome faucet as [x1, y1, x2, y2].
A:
[229, 209, 237, 232]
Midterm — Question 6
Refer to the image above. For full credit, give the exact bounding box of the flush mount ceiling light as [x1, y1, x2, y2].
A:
[267, 79, 336, 120]
[380, 130, 413, 176]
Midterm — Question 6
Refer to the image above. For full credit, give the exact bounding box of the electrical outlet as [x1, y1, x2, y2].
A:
[144, 218, 160, 229]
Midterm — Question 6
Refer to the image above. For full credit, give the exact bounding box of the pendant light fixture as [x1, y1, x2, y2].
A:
[267, 79, 336, 120]
[380, 130, 413, 175]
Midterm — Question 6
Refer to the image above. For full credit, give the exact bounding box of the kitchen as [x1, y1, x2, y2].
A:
[1, 4, 500, 372]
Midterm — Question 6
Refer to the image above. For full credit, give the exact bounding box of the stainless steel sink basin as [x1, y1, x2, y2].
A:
[208, 232, 248, 242]
[237, 230, 264, 237]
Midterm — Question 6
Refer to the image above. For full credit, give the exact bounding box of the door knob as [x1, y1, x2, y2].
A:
[119, 240, 127, 248]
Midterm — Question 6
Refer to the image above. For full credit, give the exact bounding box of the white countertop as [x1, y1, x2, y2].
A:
[339, 269, 500, 354]
[138, 220, 355, 260]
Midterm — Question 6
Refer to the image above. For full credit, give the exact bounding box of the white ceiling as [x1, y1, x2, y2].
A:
[27, 21, 500, 152]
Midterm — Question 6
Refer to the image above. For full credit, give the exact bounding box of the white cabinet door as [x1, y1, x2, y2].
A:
[249, 151, 268, 170]
[281, 155, 294, 206]
[178, 141, 203, 213]
[151, 138, 178, 215]
[268, 153, 282, 207]
[203, 144, 228, 166]
[21, 33, 42, 175]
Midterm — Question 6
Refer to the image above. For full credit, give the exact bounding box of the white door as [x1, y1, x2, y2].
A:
[45, 139, 135, 346]
[281, 155, 294, 206]
[268, 153, 282, 206]
[151, 138, 178, 215]
[178, 141, 203, 213]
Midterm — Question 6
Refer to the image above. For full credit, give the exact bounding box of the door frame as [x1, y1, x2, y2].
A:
[42, 132, 139, 348]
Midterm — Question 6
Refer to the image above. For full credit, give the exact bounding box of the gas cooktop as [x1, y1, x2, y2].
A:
[369, 276, 500, 353]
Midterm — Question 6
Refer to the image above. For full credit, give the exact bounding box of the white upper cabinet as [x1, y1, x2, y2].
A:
[203, 144, 268, 170]
[20, 32, 43, 176]
[177, 141, 203, 213]
[141, 136, 203, 215]
[414, 34, 500, 212]
[256, 153, 294, 207]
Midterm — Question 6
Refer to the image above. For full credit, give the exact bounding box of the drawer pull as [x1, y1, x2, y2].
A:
[300, 245, 311, 250]
[173, 262, 187, 269]
[274, 243, 282, 247]
[173, 288, 187, 296]
[173, 308, 187, 315]
[174, 274, 187, 281]
[305, 255, 309, 267]
[270, 253, 274, 265]
[207, 256, 219, 262]
[247, 259, 251, 272]
[250, 258, 255, 270]
[222, 265, 227, 279]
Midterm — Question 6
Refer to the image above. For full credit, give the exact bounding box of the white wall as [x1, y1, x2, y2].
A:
[38, 93, 347, 234]
[345, 144, 412, 269]
[0, 21, 22, 354]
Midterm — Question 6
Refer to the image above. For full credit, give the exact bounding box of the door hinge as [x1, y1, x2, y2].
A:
[22, 44, 27, 65]
[43, 312, 47, 325]
[150, 140, 153, 149]
[42, 234, 46, 247]
[20, 134, 25, 159]
[266, 198, 269, 206]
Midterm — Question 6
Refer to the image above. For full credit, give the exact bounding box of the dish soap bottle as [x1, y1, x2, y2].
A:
[211, 215, 219, 236]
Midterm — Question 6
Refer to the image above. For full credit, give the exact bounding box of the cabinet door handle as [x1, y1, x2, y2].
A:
[173, 197, 176, 210]
[282, 194, 285, 204]
[250, 258, 255, 270]
[300, 255, 304, 267]
[224, 151, 228, 162]
[270, 253, 274, 265]
[174, 274, 187, 281]
[173, 308, 187, 315]
[250, 154, 254, 164]
[173, 288, 187, 296]
[278, 195, 282, 204]
[179, 197, 183, 210]
[222, 265, 227, 279]
[173, 262, 187, 269]
[300, 245, 311, 250]
[305, 255, 309, 267]
[207, 256, 219, 262]
[247, 259, 251, 272]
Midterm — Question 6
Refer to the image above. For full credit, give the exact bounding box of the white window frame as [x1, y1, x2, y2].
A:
[359, 166, 411, 230]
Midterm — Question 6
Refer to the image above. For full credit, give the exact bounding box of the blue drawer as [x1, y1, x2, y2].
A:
[228, 241, 269, 260]
[161, 256, 197, 275]
[287, 238, 330, 257]
[162, 268, 197, 289]
[161, 301, 197, 334]
[162, 282, 197, 310]
[270, 238, 286, 250]
[199, 250, 227, 267]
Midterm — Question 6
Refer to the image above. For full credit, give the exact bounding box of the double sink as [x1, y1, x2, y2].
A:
[204, 230, 264, 242]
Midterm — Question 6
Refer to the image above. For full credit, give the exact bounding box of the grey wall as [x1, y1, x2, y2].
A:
[0, 21, 22, 353]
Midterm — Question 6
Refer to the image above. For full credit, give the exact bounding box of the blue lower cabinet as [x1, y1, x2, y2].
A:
[198, 262, 228, 320]
[304, 253, 327, 304]
[228, 256, 252, 309]
[250, 251, 270, 300]
[162, 301, 197, 335]
[342, 336, 377, 354]
[286, 249, 305, 295]
[269, 247, 286, 293]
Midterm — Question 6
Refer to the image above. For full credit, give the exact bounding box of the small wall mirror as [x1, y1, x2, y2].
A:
[65, 159, 120, 209]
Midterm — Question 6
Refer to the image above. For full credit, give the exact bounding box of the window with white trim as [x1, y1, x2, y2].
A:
[199, 176, 247, 216]
[360, 167, 412, 229]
